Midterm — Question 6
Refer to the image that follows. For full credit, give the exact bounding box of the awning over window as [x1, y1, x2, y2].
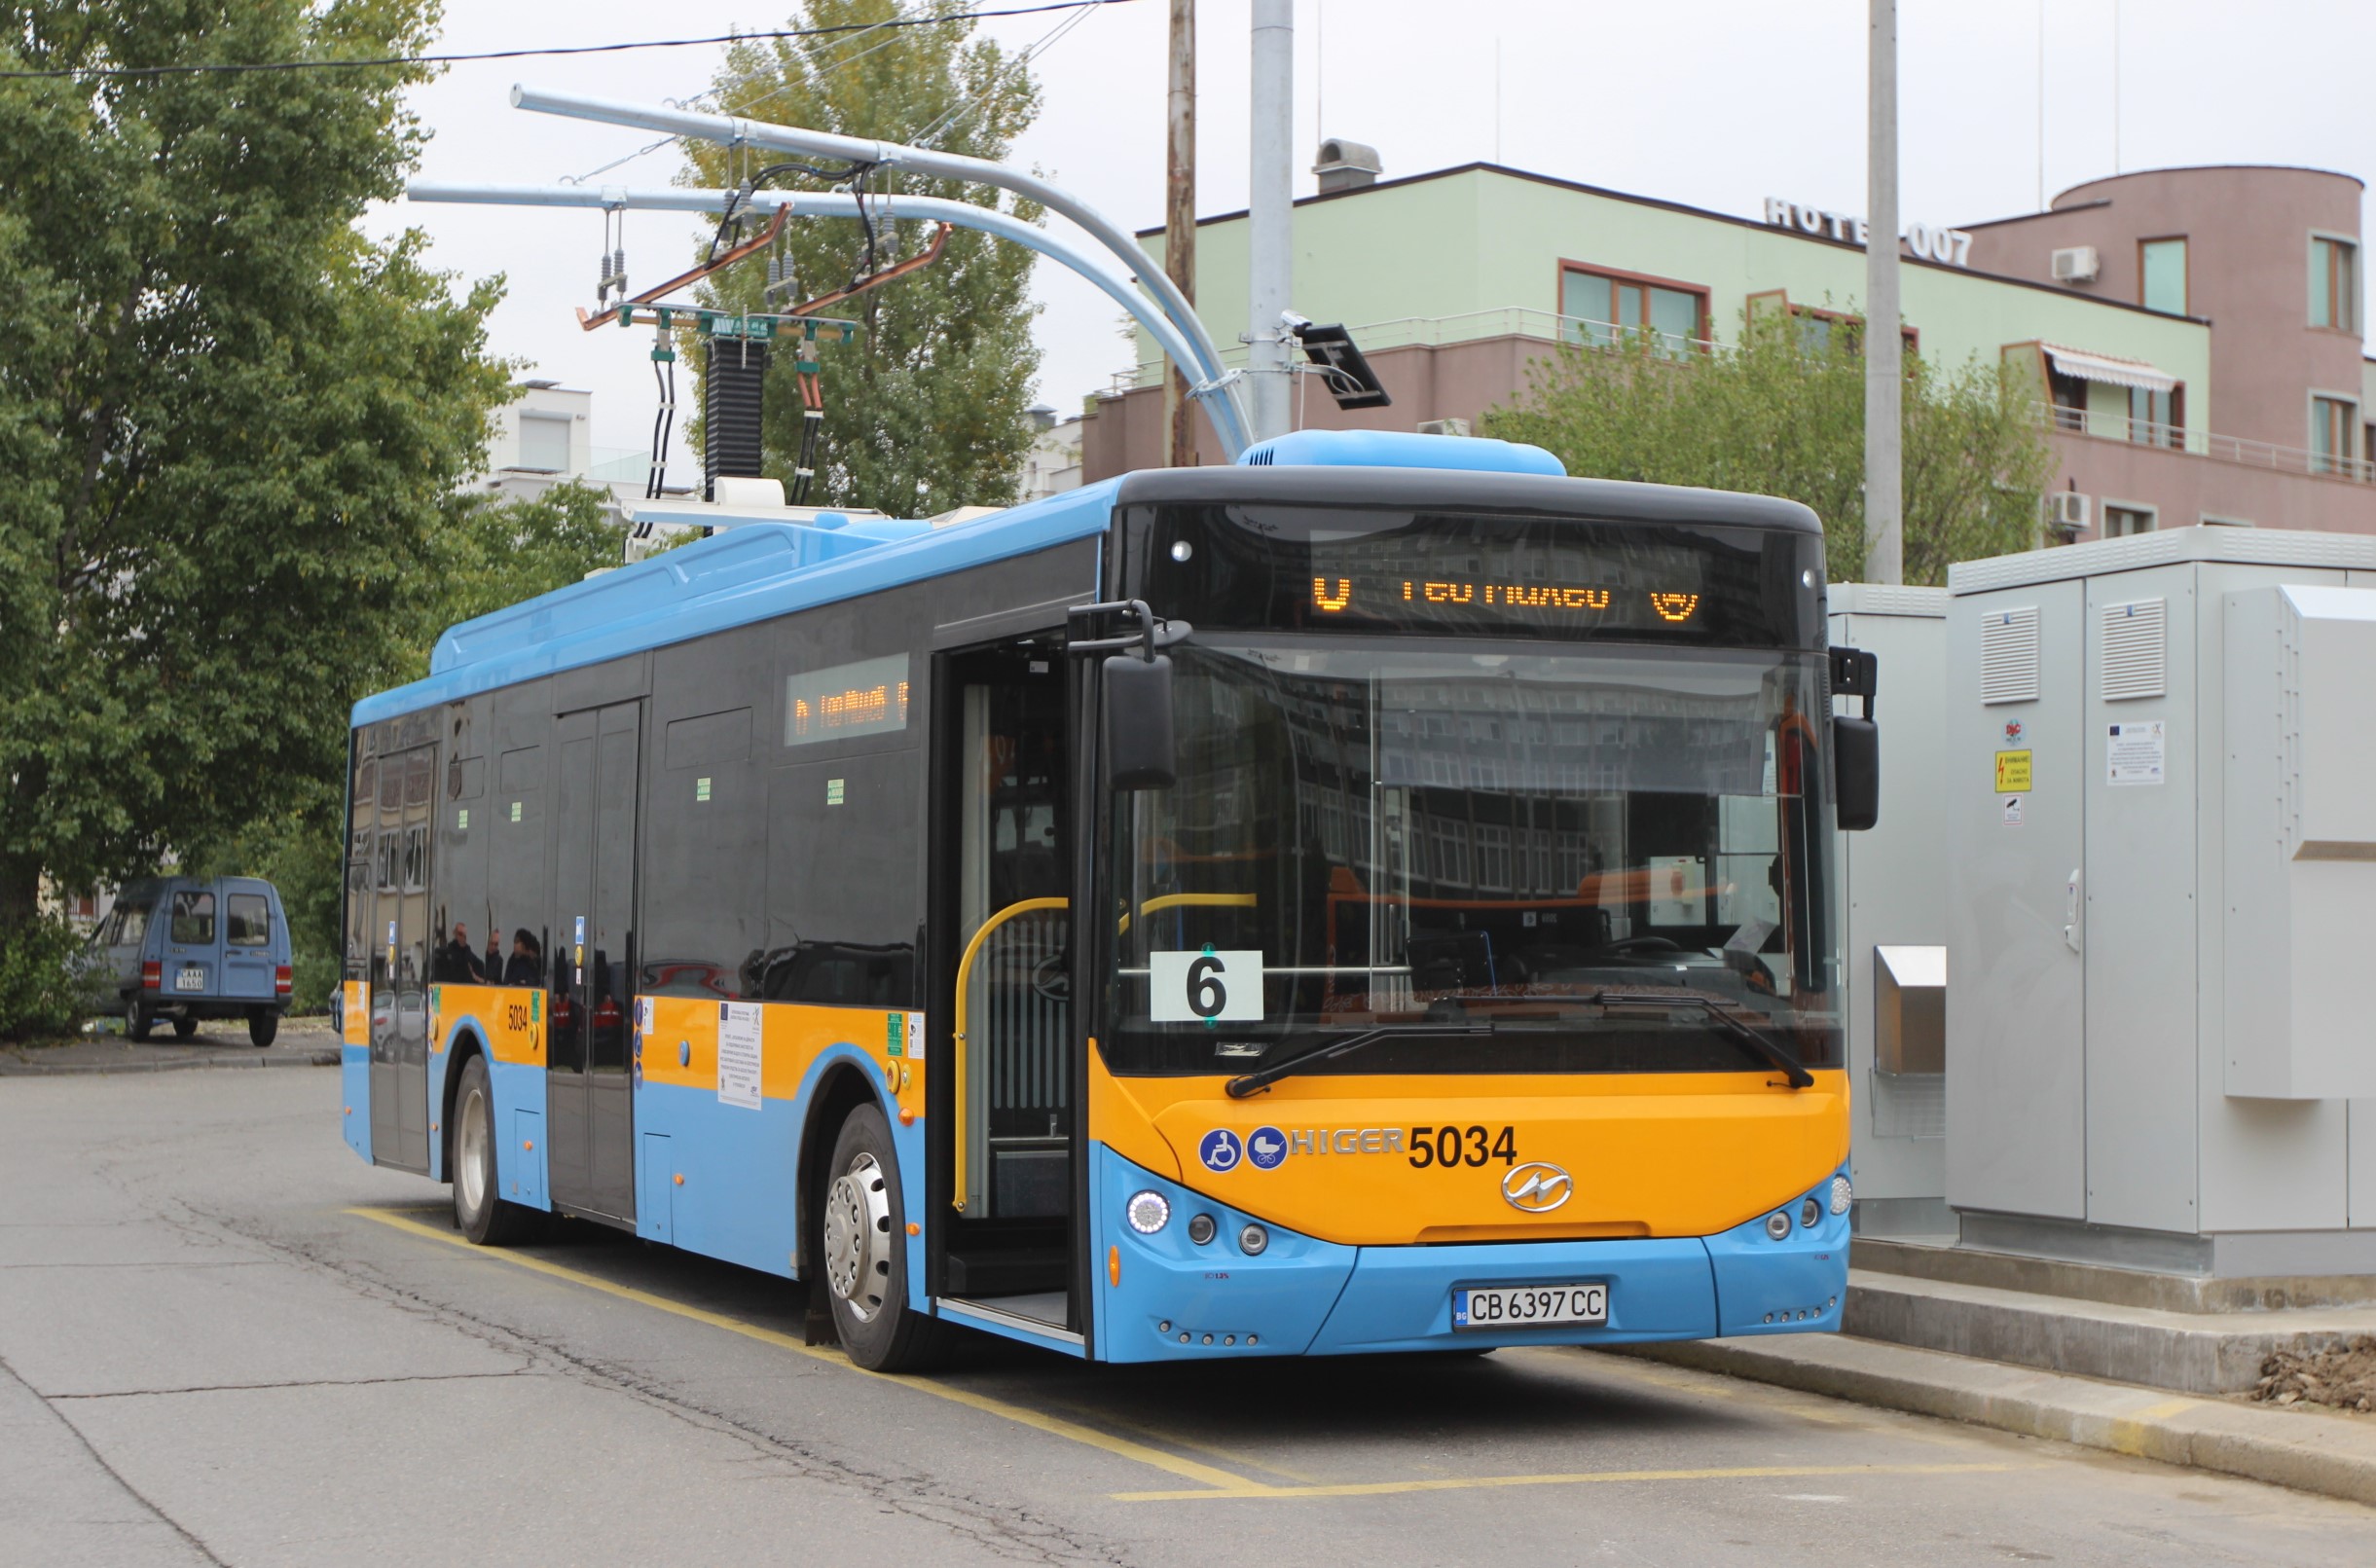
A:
[2041, 344, 2178, 393]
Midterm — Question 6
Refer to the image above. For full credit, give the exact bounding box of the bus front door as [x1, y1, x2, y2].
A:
[548, 702, 642, 1222]
[934, 642, 1078, 1339]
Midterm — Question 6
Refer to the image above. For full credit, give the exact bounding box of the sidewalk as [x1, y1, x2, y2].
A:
[0, 1015, 341, 1076]
[1620, 1329, 2376, 1509]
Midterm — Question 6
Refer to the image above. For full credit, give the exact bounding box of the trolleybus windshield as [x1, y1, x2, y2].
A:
[1102, 638, 1843, 1079]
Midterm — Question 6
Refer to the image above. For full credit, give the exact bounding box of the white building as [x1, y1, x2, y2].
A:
[1020, 405, 1083, 501]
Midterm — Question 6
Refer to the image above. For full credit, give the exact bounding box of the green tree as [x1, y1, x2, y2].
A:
[1482, 310, 2054, 585]
[681, 0, 1043, 517]
[0, 1, 514, 1028]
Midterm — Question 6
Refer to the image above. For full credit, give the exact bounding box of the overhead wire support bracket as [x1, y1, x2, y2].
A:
[578, 203, 792, 331]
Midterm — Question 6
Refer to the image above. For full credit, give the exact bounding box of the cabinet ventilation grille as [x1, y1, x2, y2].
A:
[2101, 598, 2168, 701]
[1979, 605, 2041, 705]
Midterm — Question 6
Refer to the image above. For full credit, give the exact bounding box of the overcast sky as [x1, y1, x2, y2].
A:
[382, 0, 2376, 475]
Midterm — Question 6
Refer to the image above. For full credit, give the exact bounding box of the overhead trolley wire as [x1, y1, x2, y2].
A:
[0, 0, 1143, 80]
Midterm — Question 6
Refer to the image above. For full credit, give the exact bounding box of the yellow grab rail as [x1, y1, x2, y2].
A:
[950, 897, 1069, 1212]
[1115, 891, 1257, 934]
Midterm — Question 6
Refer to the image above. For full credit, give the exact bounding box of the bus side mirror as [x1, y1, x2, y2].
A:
[1833, 715, 1880, 831]
[1829, 643, 1879, 832]
[1103, 653, 1176, 790]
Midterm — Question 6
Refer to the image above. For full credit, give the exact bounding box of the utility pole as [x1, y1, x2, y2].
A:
[1247, 0, 1294, 444]
[1864, 0, 1904, 585]
[1165, 0, 1197, 467]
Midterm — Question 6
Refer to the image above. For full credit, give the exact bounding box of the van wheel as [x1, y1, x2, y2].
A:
[452, 1055, 533, 1245]
[127, 1001, 154, 1041]
[821, 1103, 950, 1371]
[248, 1009, 278, 1048]
[171, 1014, 198, 1041]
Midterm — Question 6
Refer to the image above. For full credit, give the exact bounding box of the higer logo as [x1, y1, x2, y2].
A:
[1502, 1161, 1574, 1214]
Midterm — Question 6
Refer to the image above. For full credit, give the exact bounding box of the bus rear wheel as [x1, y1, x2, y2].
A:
[821, 1103, 949, 1372]
[452, 1054, 533, 1246]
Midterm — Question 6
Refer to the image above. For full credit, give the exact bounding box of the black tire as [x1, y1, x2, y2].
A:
[248, 1008, 278, 1047]
[452, 1055, 534, 1245]
[821, 1103, 952, 1372]
[171, 1013, 198, 1040]
[127, 1000, 154, 1041]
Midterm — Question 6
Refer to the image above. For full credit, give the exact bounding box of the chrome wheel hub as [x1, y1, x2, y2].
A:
[822, 1151, 893, 1321]
[457, 1084, 489, 1215]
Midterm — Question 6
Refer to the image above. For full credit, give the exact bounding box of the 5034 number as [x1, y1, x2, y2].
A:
[1407, 1124, 1517, 1169]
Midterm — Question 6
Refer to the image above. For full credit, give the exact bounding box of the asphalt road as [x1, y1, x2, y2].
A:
[4, 1066, 2369, 1567]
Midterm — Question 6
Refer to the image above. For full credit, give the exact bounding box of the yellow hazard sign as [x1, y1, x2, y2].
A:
[1994, 749, 2033, 792]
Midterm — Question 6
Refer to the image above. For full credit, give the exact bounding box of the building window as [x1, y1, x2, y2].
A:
[516, 413, 571, 473]
[2102, 504, 2156, 538]
[2127, 384, 2181, 448]
[1561, 266, 1705, 353]
[1751, 291, 1918, 357]
[2139, 238, 2188, 315]
[2048, 368, 2089, 432]
[2311, 396, 2358, 475]
[2310, 237, 2358, 332]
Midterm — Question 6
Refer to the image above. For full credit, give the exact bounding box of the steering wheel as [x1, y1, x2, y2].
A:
[1603, 935, 1682, 956]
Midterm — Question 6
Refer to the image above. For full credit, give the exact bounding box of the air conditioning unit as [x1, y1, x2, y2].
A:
[2051, 245, 2101, 283]
[2046, 491, 2091, 536]
[1417, 418, 1472, 438]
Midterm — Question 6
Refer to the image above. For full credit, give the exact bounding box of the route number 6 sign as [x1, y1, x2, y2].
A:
[1148, 950, 1265, 1023]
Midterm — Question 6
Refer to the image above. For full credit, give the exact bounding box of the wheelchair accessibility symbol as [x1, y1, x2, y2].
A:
[1198, 1129, 1243, 1173]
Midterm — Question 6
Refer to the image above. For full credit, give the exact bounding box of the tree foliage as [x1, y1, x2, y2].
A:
[1482, 310, 2055, 584]
[682, 0, 1043, 517]
[0, 1, 516, 1025]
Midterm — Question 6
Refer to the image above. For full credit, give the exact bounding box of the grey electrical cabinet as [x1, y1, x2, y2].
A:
[1945, 527, 2376, 1276]
[1830, 585, 1950, 1236]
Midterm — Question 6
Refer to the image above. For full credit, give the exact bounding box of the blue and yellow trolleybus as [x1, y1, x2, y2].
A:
[340, 428, 1879, 1370]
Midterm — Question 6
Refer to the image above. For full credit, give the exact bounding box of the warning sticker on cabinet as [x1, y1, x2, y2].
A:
[1993, 749, 2032, 792]
[2106, 720, 2166, 786]
[2002, 794, 2025, 826]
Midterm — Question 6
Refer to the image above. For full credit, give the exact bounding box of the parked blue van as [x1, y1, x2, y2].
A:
[90, 876, 294, 1045]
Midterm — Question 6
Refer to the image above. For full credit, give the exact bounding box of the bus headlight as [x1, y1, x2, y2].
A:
[1829, 1175, 1853, 1216]
[1238, 1222, 1269, 1256]
[1764, 1212, 1793, 1241]
[1126, 1190, 1171, 1234]
[1800, 1196, 1822, 1228]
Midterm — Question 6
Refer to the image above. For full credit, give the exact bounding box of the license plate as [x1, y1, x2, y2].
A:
[1453, 1282, 1608, 1331]
[175, 966, 205, 993]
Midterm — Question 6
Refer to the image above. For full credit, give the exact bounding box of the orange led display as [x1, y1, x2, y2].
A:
[1304, 574, 1703, 626]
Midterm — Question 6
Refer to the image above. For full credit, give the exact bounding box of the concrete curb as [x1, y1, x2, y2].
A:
[0, 1047, 340, 1076]
[1618, 1332, 2376, 1509]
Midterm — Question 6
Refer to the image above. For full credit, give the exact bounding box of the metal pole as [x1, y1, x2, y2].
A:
[407, 180, 1251, 458]
[1247, 0, 1295, 444]
[1166, 0, 1198, 467]
[1864, 0, 1904, 585]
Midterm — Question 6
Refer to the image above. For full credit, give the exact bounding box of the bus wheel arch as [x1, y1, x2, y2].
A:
[438, 1029, 491, 1183]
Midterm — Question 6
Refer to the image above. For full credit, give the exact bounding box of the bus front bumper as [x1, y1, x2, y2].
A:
[1094, 1147, 1848, 1362]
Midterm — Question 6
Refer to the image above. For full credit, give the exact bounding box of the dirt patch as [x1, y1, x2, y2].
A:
[2252, 1335, 2376, 1413]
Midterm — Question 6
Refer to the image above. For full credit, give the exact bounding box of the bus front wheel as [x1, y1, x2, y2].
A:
[821, 1104, 949, 1372]
[452, 1055, 533, 1246]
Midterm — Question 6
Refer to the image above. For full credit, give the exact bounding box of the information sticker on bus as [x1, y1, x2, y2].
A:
[1452, 1283, 1608, 1331]
[1148, 950, 1264, 1023]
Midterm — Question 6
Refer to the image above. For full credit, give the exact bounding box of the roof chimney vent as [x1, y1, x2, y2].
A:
[1313, 137, 1381, 195]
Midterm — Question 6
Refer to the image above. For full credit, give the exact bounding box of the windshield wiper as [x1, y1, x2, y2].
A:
[1584, 990, 1813, 1089]
[1225, 1024, 1492, 1099]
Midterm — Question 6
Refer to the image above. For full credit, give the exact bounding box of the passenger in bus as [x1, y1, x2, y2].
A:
[433, 922, 486, 983]
[502, 930, 541, 988]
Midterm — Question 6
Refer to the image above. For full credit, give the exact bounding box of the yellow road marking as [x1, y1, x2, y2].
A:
[2107, 1396, 2201, 1457]
[1112, 1461, 2026, 1503]
[346, 1207, 1255, 1493]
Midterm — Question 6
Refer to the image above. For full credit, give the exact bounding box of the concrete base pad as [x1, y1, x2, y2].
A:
[1845, 1266, 2376, 1394]
[1619, 1332, 2376, 1510]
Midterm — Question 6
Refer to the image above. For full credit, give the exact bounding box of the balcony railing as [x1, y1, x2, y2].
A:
[2039, 405, 2374, 485]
